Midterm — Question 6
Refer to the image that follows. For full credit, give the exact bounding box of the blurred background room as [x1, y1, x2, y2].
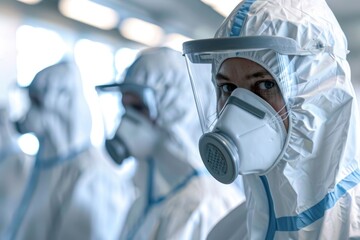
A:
[0, 0, 359, 155]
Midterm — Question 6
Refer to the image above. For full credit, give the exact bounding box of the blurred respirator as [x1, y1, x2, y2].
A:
[96, 83, 158, 164]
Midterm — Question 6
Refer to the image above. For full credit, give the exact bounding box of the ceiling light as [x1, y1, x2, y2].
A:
[16, 0, 42, 5]
[163, 33, 192, 52]
[119, 18, 164, 46]
[201, 0, 239, 17]
[59, 0, 119, 30]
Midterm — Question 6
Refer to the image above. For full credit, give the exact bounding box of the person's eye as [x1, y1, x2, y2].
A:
[256, 80, 276, 90]
[131, 104, 147, 113]
[218, 83, 237, 94]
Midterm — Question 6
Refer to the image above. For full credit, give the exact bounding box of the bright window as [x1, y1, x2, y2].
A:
[74, 39, 115, 146]
[16, 25, 67, 87]
[114, 47, 139, 80]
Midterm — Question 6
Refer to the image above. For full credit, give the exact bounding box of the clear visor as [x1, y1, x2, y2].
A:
[95, 84, 125, 138]
[183, 36, 317, 133]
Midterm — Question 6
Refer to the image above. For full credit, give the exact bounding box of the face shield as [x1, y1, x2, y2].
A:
[183, 36, 321, 183]
[96, 83, 158, 137]
[95, 84, 126, 139]
[96, 83, 158, 164]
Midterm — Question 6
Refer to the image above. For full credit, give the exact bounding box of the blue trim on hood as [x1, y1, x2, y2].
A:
[230, 0, 256, 37]
[276, 169, 360, 231]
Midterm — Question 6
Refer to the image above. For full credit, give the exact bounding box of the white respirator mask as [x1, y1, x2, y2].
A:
[198, 88, 287, 184]
[105, 107, 161, 163]
[96, 83, 159, 164]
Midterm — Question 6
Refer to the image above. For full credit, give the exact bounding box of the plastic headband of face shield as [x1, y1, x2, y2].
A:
[96, 83, 157, 118]
[183, 36, 325, 62]
[182, 36, 323, 134]
[95, 83, 158, 137]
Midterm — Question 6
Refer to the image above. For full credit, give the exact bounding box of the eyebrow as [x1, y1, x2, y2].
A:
[215, 72, 230, 81]
[215, 71, 272, 81]
[252, 71, 272, 78]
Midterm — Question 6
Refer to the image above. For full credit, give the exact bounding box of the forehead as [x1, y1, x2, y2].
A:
[217, 58, 271, 79]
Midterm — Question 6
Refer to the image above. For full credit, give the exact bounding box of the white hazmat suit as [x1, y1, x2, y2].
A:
[5, 62, 134, 240]
[0, 107, 32, 238]
[116, 47, 245, 240]
[182, 0, 360, 239]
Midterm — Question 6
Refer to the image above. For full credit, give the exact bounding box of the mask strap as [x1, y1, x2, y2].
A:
[267, 103, 290, 130]
[207, 110, 218, 131]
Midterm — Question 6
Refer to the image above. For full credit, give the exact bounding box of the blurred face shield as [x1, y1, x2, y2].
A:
[96, 83, 158, 164]
[96, 84, 125, 139]
[183, 36, 316, 183]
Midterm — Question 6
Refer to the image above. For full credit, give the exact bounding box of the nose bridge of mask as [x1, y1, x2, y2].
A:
[115, 107, 160, 160]
[224, 95, 266, 120]
[199, 88, 287, 183]
[241, 89, 283, 126]
[220, 89, 285, 170]
[219, 88, 286, 139]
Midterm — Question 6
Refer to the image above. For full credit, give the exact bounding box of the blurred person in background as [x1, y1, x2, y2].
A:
[182, 0, 360, 239]
[0, 107, 32, 238]
[4, 61, 135, 240]
[99, 47, 245, 240]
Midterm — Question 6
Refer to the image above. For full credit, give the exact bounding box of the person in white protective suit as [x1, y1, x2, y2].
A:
[182, 0, 360, 239]
[0, 107, 33, 238]
[5, 61, 135, 240]
[99, 47, 245, 240]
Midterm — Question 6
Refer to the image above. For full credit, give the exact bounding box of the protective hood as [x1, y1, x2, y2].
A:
[17, 62, 92, 160]
[184, 0, 360, 239]
[123, 47, 205, 170]
[120, 47, 221, 222]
